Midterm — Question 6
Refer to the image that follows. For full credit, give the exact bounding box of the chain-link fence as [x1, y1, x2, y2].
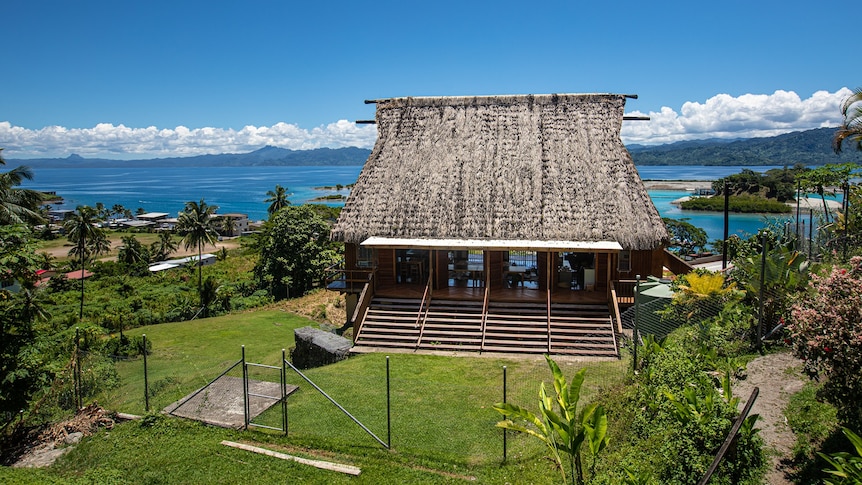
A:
[66, 337, 629, 466]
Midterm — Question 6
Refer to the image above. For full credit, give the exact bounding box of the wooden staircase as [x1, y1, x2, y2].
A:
[353, 297, 618, 358]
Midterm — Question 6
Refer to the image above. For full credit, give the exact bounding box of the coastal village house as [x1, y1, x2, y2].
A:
[329, 93, 674, 357]
[214, 213, 249, 237]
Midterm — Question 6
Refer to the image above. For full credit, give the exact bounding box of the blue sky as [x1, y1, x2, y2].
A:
[1, 0, 858, 159]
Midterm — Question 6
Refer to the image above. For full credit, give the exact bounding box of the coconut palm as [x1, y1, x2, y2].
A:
[0, 149, 45, 225]
[118, 234, 149, 267]
[834, 87, 862, 153]
[264, 184, 290, 215]
[64, 205, 109, 319]
[150, 231, 179, 262]
[111, 204, 127, 220]
[176, 199, 219, 305]
[220, 215, 237, 237]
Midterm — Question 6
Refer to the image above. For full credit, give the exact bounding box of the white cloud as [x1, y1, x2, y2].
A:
[0, 120, 378, 159]
[621, 88, 851, 145]
[0, 88, 852, 158]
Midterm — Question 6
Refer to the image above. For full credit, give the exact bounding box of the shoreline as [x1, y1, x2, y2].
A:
[642, 180, 714, 190]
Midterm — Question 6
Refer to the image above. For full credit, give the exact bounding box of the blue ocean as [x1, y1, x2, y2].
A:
[20, 164, 801, 243]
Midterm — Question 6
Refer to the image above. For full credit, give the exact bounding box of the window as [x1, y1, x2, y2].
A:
[618, 250, 631, 273]
[356, 246, 375, 268]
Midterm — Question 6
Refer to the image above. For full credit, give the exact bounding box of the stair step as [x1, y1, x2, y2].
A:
[357, 297, 619, 358]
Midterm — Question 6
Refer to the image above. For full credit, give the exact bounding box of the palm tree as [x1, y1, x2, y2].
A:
[176, 199, 219, 305]
[220, 215, 237, 237]
[150, 231, 179, 262]
[199, 276, 221, 318]
[111, 204, 127, 221]
[0, 149, 46, 225]
[834, 87, 862, 153]
[264, 184, 290, 215]
[64, 205, 109, 319]
[118, 234, 149, 267]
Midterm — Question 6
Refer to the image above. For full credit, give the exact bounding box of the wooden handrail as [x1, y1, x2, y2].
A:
[415, 268, 434, 348]
[609, 281, 625, 334]
[350, 272, 375, 340]
[479, 284, 491, 351]
[324, 260, 376, 293]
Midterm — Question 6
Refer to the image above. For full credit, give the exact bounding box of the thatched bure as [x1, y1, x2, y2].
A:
[331, 94, 669, 251]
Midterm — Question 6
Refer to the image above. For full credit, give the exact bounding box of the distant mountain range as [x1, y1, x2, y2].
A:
[628, 127, 857, 165]
[7, 146, 372, 168]
[5, 127, 859, 168]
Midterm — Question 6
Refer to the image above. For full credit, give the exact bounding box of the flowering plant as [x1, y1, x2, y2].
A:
[789, 256, 862, 426]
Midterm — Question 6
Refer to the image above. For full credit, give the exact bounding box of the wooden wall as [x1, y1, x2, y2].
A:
[377, 248, 396, 285]
[537, 252, 549, 291]
[433, 250, 448, 289]
[486, 251, 503, 289]
[610, 249, 664, 280]
[344, 243, 358, 269]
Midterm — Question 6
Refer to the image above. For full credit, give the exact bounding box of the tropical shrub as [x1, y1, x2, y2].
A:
[819, 427, 862, 485]
[789, 257, 862, 427]
[730, 241, 809, 345]
[659, 269, 742, 331]
[494, 356, 608, 485]
[625, 333, 765, 484]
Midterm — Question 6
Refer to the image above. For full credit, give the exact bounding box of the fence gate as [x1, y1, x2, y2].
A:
[242, 348, 295, 433]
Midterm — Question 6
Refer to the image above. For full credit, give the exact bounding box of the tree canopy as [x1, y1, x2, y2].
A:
[254, 204, 339, 300]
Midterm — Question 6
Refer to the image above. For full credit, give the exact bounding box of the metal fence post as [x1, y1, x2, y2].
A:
[74, 327, 81, 410]
[757, 234, 767, 351]
[808, 209, 814, 261]
[502, 365, 507, 463]
[143, 334, 149, 412]
[386, 356, 391, 449]
[795, 181, 801, 247]
[282, 348, 288, 436]
[633, 275, 641, 371]
[241, 345, 249, 430]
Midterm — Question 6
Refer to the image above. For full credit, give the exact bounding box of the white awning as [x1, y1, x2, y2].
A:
[360, 237, 623, 252]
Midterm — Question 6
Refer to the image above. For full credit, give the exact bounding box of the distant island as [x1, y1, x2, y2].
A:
[5, 127, 855, 168]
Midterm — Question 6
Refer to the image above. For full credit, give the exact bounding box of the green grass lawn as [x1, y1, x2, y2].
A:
[4, 310, 629, 484]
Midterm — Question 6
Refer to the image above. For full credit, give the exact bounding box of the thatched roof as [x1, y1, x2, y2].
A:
[331, 94, 669, 251]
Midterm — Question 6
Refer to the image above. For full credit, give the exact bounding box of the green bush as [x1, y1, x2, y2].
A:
[57, 353, 119, 409]
[625, 333, 765, 484]
[102, 334, 151, 358]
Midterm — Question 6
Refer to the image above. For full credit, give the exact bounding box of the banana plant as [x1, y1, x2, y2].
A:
[662, 386, 717, 426]
[820, 427, 862, 484]
[493, 355, 608, 485]
[583, 403, 609, 476]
